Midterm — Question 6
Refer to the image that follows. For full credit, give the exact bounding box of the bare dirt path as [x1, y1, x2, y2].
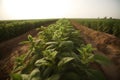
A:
[71, 20, 120, 80]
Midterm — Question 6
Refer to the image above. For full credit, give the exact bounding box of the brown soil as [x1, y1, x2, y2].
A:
[71, 20, 120, 80]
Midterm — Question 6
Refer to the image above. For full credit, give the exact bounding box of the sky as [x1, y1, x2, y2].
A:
[0, 0, 120, 20]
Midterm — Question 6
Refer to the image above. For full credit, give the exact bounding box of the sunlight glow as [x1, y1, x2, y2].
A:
[2, 0, 72, 19]
[1, 0, 120, 20]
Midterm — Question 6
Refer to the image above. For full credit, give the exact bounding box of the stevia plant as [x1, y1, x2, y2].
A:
[11, 19, 111, 80]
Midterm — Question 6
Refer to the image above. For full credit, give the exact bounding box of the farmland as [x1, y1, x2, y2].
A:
[0, 19, 57, 43]
[0, 19, 120, 80]
[74, 18, 120, 38]
[10, 19, 109, 80]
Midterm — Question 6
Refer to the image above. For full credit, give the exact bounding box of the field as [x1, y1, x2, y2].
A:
[0, 19, 57, 42]
[74, 18, 120, 38]
[0, 19, 120, 80]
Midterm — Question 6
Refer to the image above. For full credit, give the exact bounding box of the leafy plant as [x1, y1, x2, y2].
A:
[0, 19, 56, 42]
[11, 19, 111, 80]
[76, 19, 120, 38]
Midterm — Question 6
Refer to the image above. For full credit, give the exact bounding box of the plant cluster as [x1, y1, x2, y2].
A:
[0, 19, 56, 42]
[11, 19, 110, 80]
[76, 19, 120, 38]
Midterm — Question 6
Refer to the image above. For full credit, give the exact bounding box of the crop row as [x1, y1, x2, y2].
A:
[0, 19, 56, 43]
[11, 19, 110, 80]
[75, 19, 120, 38]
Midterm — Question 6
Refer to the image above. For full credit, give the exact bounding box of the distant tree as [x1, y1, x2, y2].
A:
[109, 17, 112, 19]
[104, 16, 107, 19]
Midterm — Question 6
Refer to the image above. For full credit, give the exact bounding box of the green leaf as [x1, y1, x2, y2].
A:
[58, 57, 74, 67]
[51, 51, 58, 59]
[46, 42, 58, 45]
[28, 35, 33, 42]
[46, 45, 55, 49]
[46, 74, 60, 80]
[11, 73, 22, 80]
[59, 41, 74, 51]
[19, 41, 30, 45]
[29, 68, 41, 80]
[87, 44, 96, 52]
[21, 74, 29, 80]
[43, 49, 57, 59]
[42, 67, 53, 78]
[94, 54, 112, 65]
[14, 54, 26, 70]
[35, 58, 51, 67]
[86, 69, 106, 80]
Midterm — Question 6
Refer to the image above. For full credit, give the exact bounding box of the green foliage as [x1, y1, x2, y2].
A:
[94, 54, 112, 65]
[29, 68, 40, 80]
[86, 69, 106, 80]
[0, 19, 56, 43]
[11, 73, 22, 80]
[75, 19, 120, 38]
[58, 57, 74, 67]
[11, 19, 110, 80]
[77, 44, 95, 64]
